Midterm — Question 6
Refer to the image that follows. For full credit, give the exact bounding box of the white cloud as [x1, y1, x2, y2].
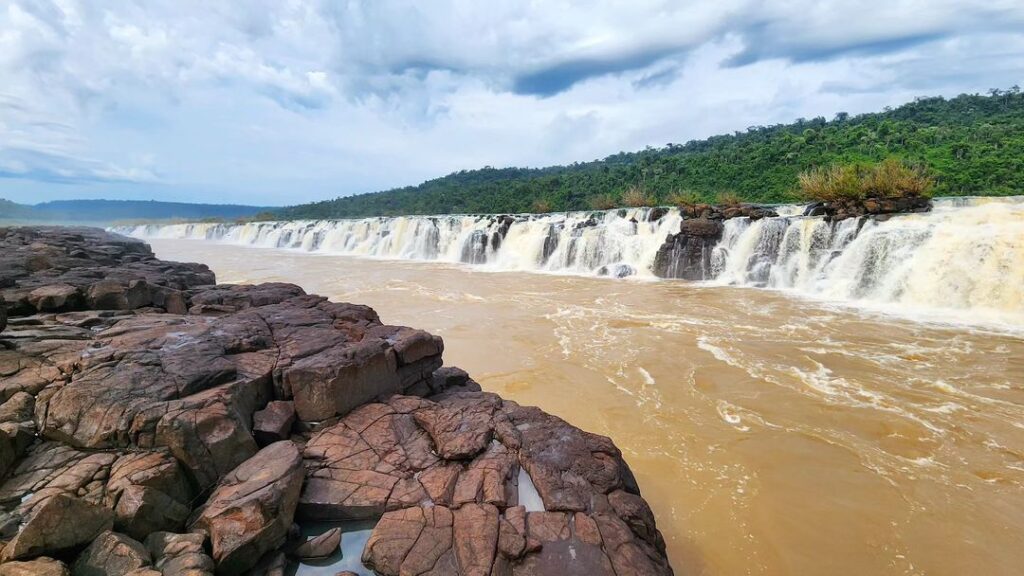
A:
[0, 0, 1021, 205]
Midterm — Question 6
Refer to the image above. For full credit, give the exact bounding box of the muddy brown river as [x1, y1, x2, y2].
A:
[149, 238, 1024, 576]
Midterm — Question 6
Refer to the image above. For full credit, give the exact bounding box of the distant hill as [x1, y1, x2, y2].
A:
[0, 199, 272, 224]
[277, 88, 1024, 219]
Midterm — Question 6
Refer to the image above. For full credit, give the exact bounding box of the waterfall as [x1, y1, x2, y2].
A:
[116, 208, 683, 278]
[114, 196, 1024, 321]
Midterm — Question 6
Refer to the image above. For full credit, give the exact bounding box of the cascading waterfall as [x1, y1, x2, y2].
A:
[114, 196, 1024, 321]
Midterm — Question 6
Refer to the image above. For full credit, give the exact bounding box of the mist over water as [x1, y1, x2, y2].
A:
[120, 196, 1024, 328]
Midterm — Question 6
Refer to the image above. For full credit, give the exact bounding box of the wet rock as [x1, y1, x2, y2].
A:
[0, 558, 70, 576]
[595, 264, 635, 278]
[3, 494, 114, 561]
[188, 441, 304, 574]
[652, 217, 724, 280]
[820, 195, 932, 222]
[144, 532, 214, 576]
[291, 527, 341, 560]
[71, 530, 152, 576]
[253, 401, 296, 445]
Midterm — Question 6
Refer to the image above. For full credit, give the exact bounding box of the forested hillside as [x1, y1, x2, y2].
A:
[279, 89, 1024, 218]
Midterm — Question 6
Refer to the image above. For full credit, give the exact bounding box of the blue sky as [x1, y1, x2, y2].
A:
[2, 1, 1023, 206]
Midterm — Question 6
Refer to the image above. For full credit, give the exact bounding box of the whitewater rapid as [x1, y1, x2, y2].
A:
[114, 196, 1024, 325]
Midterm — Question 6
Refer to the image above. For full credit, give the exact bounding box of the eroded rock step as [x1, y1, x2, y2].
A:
[0, 226, 673, 576]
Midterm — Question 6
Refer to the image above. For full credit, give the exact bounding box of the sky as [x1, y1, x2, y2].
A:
[2, 1, 1023, 206]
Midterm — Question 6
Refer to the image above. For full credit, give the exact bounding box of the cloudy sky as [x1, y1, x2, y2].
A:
[2, 1, 1023, 206]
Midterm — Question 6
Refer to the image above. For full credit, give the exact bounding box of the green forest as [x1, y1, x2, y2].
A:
[278, 89, 1024, 219]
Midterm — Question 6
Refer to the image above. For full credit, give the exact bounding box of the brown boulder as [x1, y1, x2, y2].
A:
[28, 284, 82, 312]
[113, 485, 191, 542]
[144, 532, 214, 576]
[285, 339, 400, 421]
[3, 494, 114, 561]
[0, 391, 35, 424]
[71, 531, 152, 576]
[253, 400, 295, 445]
[0, 558, 70, 576]
[188, 441, 304, 574]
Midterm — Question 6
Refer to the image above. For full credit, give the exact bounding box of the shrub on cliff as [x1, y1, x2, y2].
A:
[799, 159, 934, 202]
[531, 199, 553, 213]
[862, 158, 934, 198]
[715, 190, 743, 206]
[664, 190, 702, 207]
[798, 164, 865, 202]
[622, 186, 655, 207]
[589, 193, 619, 210]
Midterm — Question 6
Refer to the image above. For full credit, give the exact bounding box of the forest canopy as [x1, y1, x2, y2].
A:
[278, 89, 1024, 219]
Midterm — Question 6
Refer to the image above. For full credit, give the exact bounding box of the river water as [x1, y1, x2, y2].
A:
[146, 230, 1024, 576]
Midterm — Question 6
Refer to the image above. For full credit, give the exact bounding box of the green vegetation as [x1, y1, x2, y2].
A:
[588, 193, 619, 210]
[621, 185, 656, 207]
[271, 88, 1024, 219]
[798, 158, 933, 202]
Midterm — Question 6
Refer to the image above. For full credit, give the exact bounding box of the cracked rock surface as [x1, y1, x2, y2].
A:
[0, 227, 673, 575]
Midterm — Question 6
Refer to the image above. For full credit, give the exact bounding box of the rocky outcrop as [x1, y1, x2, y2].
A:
[653, 203, 779, 280]
[653, 217, 724, 280]
[0, 227, 673, 576]
[805, 195, 932, 221]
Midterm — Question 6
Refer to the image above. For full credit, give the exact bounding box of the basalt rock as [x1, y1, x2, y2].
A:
[187, 441, 304, 574]
[71, 530, 152, 576]
[0, 227, 673, 576]
[653, 217, 723, 280]
[2, 493, 113, 561]
[815, 195, 932, 222]
[654, 202, 784, 280]
[144, 532, 214, 576]
[0, 558, 70, 576]
[253, 400, 296, 445]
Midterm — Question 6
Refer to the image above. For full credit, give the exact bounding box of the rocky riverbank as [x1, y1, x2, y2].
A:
[0, 227, 673, 576]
